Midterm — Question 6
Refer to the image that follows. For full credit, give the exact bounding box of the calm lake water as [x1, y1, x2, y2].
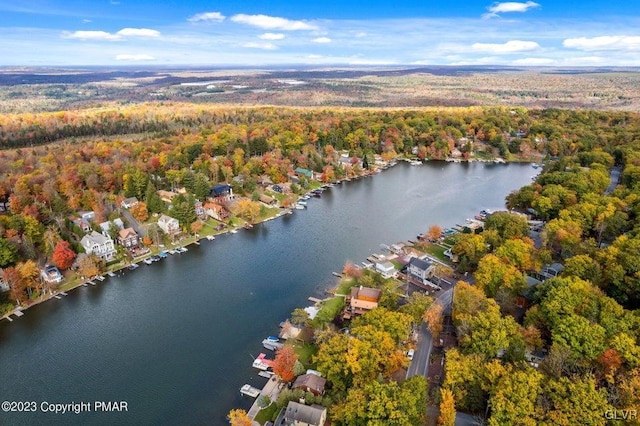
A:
[0, 161, 535, 425]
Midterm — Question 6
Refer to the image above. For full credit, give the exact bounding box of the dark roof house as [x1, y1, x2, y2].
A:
[292, 374, 326, 396]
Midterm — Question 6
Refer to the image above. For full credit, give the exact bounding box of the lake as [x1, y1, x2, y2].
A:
[0, 161, 535, 425]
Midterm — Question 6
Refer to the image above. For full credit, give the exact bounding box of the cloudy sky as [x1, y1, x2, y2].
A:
[1, 0, 639, 66]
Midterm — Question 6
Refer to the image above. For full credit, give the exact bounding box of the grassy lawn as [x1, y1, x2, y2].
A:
[425, 244, 449, 263]
[312, 296, 345, 327]
[290, 342, 318, 368]
[391, 260, 403, 269]
[254, 403, 280, 424]
[335, 277, 356, 295]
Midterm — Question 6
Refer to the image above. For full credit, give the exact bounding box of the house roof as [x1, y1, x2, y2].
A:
[283, 402, 326, 426]
[119, 227, 138, 239]
[376, 261, 395, 270]
[351, 286, 382, 301]
[158, 214, 178, 224]
[259, 194, 275, 204]
[122, 197, 138, 204]
[81, 231, 112, 245]
[292, 374, 326, 394]
[409, 257, 432, 271]
[211, 184, 232, 196]
[294, 167, 313, 178]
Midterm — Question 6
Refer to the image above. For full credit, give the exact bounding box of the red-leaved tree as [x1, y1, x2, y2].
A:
[272, 346, 299, 383]
[52, 240, 76, 270]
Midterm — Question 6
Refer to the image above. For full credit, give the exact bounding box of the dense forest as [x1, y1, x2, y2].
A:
[1, 104, 640, 424]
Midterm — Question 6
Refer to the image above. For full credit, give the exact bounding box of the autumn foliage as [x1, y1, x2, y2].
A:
[272, 346, 298, 383]
[52, 240, 76, 270]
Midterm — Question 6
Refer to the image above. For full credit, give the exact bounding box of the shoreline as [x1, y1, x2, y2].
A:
[1, 157, 535, 324]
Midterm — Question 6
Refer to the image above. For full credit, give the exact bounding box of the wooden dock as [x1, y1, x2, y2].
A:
[14, 310, 24, 317]
[248, 377, 284, 419]
[308, 297, 322, 304]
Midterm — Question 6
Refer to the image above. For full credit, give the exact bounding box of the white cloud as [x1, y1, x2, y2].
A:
[82, 19, 92, 24]
[259, 33, 285, 40]
[512, 57, 555, 65]
[563, 35, 640, 51]
[115, 54, 155, 61]
[62, 30, 121, 41]
[188, 12, 225, 23]
[116, 28, 161, 38]
[242, 42, 278, 50]
[472, 40, 540, 53]
[312, 37, 331, 43]
[483, 1, 540, 19]
[231, 14, 317, 31]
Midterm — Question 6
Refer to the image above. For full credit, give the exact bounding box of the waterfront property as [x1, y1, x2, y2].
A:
[343, 286, 382, 319]
[80, 231, 116, 261]
[375, 260, 396, 278]
[40, 265, 64, 285]
[118, 227, 140, 248]
[157, 214, 180, 236]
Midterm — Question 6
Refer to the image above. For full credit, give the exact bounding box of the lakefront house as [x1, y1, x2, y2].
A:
[80, 231, 116, 261]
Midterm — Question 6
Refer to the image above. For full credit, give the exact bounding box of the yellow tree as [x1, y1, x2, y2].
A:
[16, 260, 40, 297]
[438, 388, 456, 426]
[227, 409, 252, 426]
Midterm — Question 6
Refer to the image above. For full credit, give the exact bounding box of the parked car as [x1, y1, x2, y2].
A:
[407, 349, 415, 360]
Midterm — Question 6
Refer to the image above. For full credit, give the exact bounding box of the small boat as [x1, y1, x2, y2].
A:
[266, 336, 279, 342]
[332, 272, 342, 278]
[258, 371, 275, 379]
[95, 275, 105, 281]
[158, 251, 168, 258]
[262, 339, 284, 351]
[143, 258, 153, 265]
[230, 229, 238, 234]
[150, 255, 161, 262]
[127, 263, 139, 270]
[252, 353, 272, 371]
[295, 203, 305, 210]
[244, 223, 253, 230]
[531, 163, 539, 169]
[206, 235, 215, 241]
[240, 384, 261, 398]
[297, 201, 307, 206]
[107, 271, 116, 277]
[168, 249, 176, 255]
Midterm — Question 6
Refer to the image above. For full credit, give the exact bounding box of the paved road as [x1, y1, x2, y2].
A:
[121, 208, 144, 236]
[406, 286, 453, 379]
[605, 166, 622, 195]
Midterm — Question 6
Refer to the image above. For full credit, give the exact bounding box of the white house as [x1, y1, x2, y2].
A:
[375, 261, 396, 278]
[80, 231, 116, 261]
[407, 257, 434, 283]
[157, 214, 180, 236]
[40, 265, 64, 284]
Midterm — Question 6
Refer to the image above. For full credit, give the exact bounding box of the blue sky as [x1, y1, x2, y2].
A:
[1, 0, 639, 66]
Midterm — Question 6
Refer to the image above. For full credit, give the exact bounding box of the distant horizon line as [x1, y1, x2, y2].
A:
[2, 64, 640, 71]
